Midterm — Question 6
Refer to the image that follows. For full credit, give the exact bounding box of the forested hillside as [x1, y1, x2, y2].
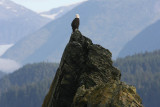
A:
[0, 71, 6, 79]
[0, 62, 58, 107]
[1, 50, 160, 107]
[114, 50, 160, 107]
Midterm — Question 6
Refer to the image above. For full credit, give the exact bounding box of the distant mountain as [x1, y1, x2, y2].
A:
[0, 44, 13, 56]
[3, 0, 160, 64]
[0, 71, 6, 79]
[114, 50, 160, 107]
[0, 62, 58, 107]
[0, 0, 51, 44]
[118, 20, 160, 58]
[40, 2, 81, 20]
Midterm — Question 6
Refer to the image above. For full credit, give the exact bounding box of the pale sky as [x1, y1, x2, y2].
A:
[11, 0, 86, 12]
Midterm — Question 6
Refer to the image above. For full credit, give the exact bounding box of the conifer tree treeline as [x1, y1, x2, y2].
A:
[0, 62, 58, 107]
[114, 50, 160, 107]
[0, 50, 160, 107]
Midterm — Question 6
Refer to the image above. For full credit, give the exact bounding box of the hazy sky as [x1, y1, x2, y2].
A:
[11, 0, 85, 12]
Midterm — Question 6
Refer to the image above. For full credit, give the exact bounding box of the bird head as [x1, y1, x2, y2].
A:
[76, 14, 80, 18]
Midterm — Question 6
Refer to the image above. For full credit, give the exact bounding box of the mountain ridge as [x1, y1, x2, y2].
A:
[40, 2, 82, 20]
[118, 20, 160, 58]
[3, 0, 160, 64]
[0, 0, 51, 44]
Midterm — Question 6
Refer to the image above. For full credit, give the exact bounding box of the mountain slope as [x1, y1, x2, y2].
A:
[0, 62, 58, 94]
[0, 44, 13, 56]
[40, 2, 80, 20]
[0, 78, 53, 107]
[3, 0, 160, 64]
[119, 20, 160, 58]
[0, 71, 6, 79]
[0, 62, 58, 107]
[0, 63, 58, 107]
[0, 0, 51, 44]
[114, 50, 160, 107]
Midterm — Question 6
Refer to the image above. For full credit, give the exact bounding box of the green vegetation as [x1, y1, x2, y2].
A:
[114, 50, 160, 107]
[1, 49, 160, 107]
[0, 62, 58, 107]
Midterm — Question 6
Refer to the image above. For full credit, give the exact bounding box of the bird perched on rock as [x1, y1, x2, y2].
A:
[71, 14, 80, 32]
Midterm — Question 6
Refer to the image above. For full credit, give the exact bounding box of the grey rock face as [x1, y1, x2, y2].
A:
[43, 30, 142, 107]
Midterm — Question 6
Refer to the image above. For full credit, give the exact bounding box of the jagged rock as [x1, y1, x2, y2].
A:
[42, 30, 143, 107]
[73, 81, 142, 107]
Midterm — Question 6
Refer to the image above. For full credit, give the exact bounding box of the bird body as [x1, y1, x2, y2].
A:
[71, 14, 80, 32]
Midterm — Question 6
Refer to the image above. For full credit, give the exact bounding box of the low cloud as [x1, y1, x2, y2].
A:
[0, 58, 21, 73]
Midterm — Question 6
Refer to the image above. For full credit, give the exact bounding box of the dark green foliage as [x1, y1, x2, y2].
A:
[0, 62, 58, 107]
[0, 79, 52, 107]
[114, 50, 160, 107]
[0, 62, 58, 93]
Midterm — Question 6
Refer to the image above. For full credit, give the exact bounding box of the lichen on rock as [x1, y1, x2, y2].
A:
[73, 80, 143, 107]
[42, 30, 143, 107]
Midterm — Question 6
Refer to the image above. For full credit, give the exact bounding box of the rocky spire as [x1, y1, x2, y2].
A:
[43, 30, 143, 107]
